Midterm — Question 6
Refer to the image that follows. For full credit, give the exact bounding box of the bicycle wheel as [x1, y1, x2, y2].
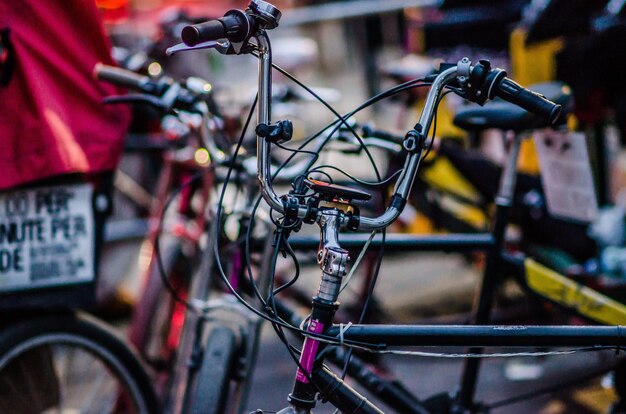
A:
[0, 312, 158, 414]
[185, 326, 238, 414]
[130, 236, 190, 363]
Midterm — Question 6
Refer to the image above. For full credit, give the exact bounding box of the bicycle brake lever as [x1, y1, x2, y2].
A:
[166, 40, 230, 56]
[102, 94, 166, 110]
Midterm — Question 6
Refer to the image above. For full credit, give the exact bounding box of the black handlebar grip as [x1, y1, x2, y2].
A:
[181, 20, 225, 46]
[93, 63, 151, 92]
[362, 126, 405, 145]
[495, 78, 562, 125]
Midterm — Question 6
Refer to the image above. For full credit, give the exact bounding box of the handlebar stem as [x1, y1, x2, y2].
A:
[316, 210, 349, 303]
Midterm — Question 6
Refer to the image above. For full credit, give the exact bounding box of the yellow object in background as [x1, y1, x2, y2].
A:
[404, 156, 488, 232]
[525, 258, 626, 325]
[414, 97, 466, 141]
[517, 138, 541, 175]
[509, 28, 565, 175]
[509, 28, 563, 86]
[405, 212, 436, 234]
[421, 156, 482, 203]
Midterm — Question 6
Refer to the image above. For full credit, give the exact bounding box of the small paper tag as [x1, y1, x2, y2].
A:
[534, 130, 599, 223]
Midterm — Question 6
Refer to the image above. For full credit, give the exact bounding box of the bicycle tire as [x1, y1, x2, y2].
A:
[0, 312, 158, 414]
[185, 326, 238, 414]
[130, 236, 189, 362]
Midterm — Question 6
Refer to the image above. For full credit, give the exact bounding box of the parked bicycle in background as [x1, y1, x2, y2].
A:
[0, 0, 158, 412]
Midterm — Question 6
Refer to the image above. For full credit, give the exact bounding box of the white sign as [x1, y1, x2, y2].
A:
[0, 183, 95, 292]
[534, 130, 599, 223]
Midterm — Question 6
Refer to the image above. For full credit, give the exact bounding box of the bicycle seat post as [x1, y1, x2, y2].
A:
[496, 131, 524, 207]
[457, 131, 524, 410]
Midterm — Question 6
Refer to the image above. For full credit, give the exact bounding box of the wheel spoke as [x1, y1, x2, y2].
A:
[0, 328, 150, 414]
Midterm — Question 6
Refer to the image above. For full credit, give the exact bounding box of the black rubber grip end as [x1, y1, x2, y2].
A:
[181, 20, 225, 46]
[93, 63, 148, 91]
[548, 104, 562, 125]
[496, 78, 562, 125]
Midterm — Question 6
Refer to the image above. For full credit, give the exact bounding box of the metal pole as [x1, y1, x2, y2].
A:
[327, 324, 626, 347]
[282, 0, 441, 27]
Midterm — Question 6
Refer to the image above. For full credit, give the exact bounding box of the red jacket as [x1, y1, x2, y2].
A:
[0, 0, 130, 190]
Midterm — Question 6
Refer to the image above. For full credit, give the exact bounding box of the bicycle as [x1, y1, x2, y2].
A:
[94, 60, 361, 412]
[172, 2, 626, 413]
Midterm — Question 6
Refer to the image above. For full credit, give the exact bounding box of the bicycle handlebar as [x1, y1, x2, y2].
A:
[181, 0, 280, 47]
[95, 63, 217, 116]
[180, 2, 562, 233]
[182, 21, 226, 46]
[182, 10, 254, 46]
[493, 77, 561, 124]
[93, 63, 157, 94]
[462, 61, 561, 124]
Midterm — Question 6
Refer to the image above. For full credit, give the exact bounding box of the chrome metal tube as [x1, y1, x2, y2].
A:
[256, 32, 287, 214]
[255, 40, 459, 230]
[495, 132, 523, 206]
[359, 207, 400, 231]
[359, 66, 458, 231]
[394, 66, 457, 199]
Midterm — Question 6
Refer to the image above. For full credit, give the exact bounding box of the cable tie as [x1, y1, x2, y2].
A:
[338, 322, 353, 347]
[341, 231, 376, 293]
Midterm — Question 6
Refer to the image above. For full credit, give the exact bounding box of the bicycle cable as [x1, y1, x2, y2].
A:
[303, 329, 622, 358]
[307, 165, 403, 187]
[156, 77, 443, 344]
[208, 93, 379, 351]
[422, 88, 455, 162]
[197, 56, 463, 350]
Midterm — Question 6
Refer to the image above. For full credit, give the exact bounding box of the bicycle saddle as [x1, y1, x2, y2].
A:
[453, 81, 573, 132]
[304, 179, 372, 202]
